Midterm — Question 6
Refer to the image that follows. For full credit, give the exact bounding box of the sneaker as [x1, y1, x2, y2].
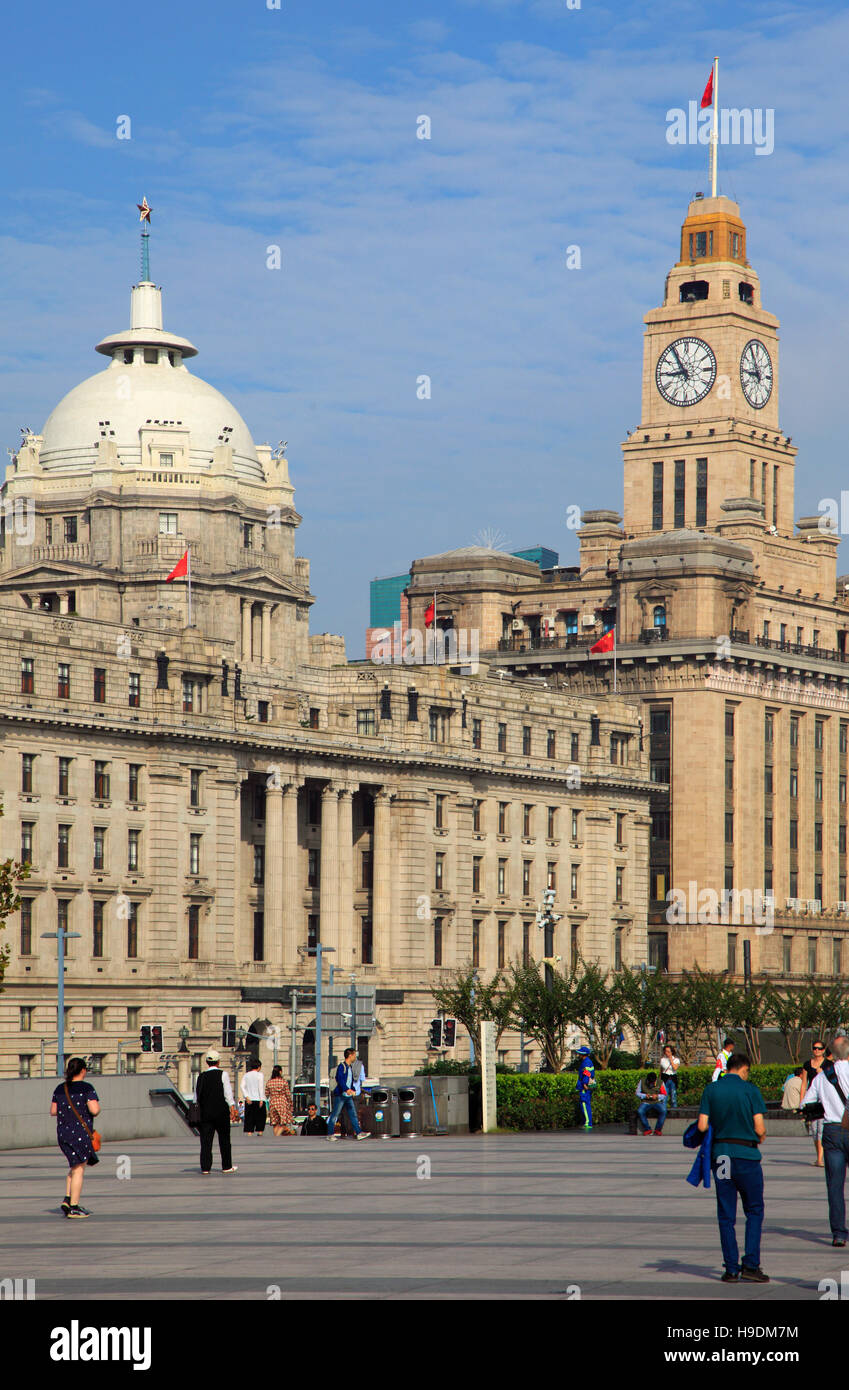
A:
[326, 1134, 340, 1142]
[832, 1238, 847, 1247]
[356, 1132, 371, 1140]
[654, 1129, 664, 1135]
[66, 1205, 90, 1219]
[642, 1129, 653, 1136]
[61, 1197, 72, 1214]
[740, 1266, 769, 1283]
[222, 1166, 238, 1173]
[721, 1270, 740, 1282]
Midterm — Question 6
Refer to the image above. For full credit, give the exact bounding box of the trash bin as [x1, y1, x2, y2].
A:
[398, 1085, 422, 1138]
[368, 1087, 399, 1138]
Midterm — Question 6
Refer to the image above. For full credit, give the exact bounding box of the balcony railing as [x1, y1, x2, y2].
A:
[639, 627, 669, 644]
[753, 634, 849, 664]
[497, 632, 587, 654]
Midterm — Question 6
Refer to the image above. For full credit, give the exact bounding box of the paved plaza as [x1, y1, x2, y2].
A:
[0, 1129, 844, 1300]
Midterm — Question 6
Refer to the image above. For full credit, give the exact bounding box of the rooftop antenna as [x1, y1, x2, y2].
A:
[137, 197, 153, 281]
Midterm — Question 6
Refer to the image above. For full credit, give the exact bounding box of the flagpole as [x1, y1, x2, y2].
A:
[710, 56, 719, 198]
[613, 627, 617, 693]
[187, 544, 193, 627]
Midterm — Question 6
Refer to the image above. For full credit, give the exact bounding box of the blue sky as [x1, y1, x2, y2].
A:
[2, 0, 848, 652]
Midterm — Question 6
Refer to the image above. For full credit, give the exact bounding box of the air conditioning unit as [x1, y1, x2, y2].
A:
[511, 619, 523, 632]
[836, 902, 849, 914]
[807, 900, 822, 915]
[786, 898, 802, 912]
[581, 612, 597, 627]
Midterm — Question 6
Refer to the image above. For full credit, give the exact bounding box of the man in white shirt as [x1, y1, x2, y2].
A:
[240, 1057, 267, 1136]
[801, 1041, 849, 1247]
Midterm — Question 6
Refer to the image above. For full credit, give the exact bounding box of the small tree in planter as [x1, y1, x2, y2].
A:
[429, 964, 516, 1061]
[508, 961, 582, 1073]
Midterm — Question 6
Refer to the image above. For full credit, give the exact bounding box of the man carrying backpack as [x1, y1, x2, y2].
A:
[801, 1036, 849, 1247]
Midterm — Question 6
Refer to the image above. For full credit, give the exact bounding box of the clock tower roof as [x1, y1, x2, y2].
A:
[676, 193, 747, 269]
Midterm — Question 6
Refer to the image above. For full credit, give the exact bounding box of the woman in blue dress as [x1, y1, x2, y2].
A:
[50, 1057, 101, 1218]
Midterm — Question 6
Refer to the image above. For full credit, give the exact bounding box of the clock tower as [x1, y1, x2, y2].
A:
[622, 194, 796, 538]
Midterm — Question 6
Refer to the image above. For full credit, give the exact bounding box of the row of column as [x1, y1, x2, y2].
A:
[263, 781, 392, 969]
[240, 599, 274, 663]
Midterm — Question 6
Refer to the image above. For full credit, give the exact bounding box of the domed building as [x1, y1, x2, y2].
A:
[0, 247, 651, 1087]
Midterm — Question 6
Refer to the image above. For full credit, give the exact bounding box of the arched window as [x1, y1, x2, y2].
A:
[653, 604, 667, 629]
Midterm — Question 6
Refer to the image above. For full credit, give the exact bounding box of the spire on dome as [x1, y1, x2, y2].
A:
[137, 198, 153, 283]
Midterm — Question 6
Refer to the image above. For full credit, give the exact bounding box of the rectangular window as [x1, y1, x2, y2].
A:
[834, 939, 843, 976]
[309, 707, 320, 730]
[472, 857, 482, 894]
[307, 914, 319, 951]
[725, 708, 735, 738]
[189, 833, 200, 875]
[188, 904, 200, 961]
[472, 718, 482, 749]
[571, 808, 579, 841]
[127, 902, 138, 958]
[497, 723, 507, 753]
[840, 825, 847, 855]
[764, 817, 773, 848]
[764, 765, 773, 796]
[841, 724, 848, 755]
[435, 794, 445, 829]
[57, 824, 70, 869]
[159, 512, 178, 534]
[64, 515, 78, 543]
[523, 804, 532, 838]
[361, 850, 373, 890]
[790, 715, 799, 748]
[497, 859, 507, 896]
[308, 848, 319, 887]
[808, 938, 818, 974]
[434, 917, 443, 967]
[20, 822, 33, 865]
[616, 812, 625, 847]
[21, 658, 34, 694]
[20, 898, 32, 954]
[765, 711, 774, 745]
[307, 790, 320, 825]
[815, 822, 823, 853]
[93, 827, 106, 871]
[94, 761, 110, 800]
[242, 522, 253, 548]
[614, 928, 623, 971]
[790, 770, 798, 798]
[182, 677, 195, 714]
[361, 918, 373, 965]
[58, 757, 71, 797]
[571, 864, 579, 900]
[547, 862, 556, 891]
[498, 802, 508, 835]
[356, 708, 376, 736]
[253, 844, 265, 884]
[497, 921, 506, 969]
[548, 807, 557, 839]
[695, 458, 708, 528]
[522, 860, 531, 897]
[250, 908, 262, 960]
[790, 870, 798, 897]
[57, 663, 70, 699]
[815, 774, 823, 801]
[92, 900, 104, 958]
[615, 865, 624, 902]
[522, 726, 532, 756]
[93, 667, 106, 703]
[434, 853, 445, 891]
[783, 936, 792, 973]
[257, 700, 269, 723]
[128, 672, 141, 708]
[652, 461, 663, 530]
[815, 719, 824, 751]
[21, 753, 35, 793]
[128, 764, 141, 803]
[57, 899, 69, 933]
[570, 732, 579, 761]
[674, 458, 685, 529]
[128, 828, 140, 872]
[725, 812, 734, 844]
[725, 759, 734, 791]
[91, 1006, 105, 1032]
[546, 729, 556, 759]
[472, 919, 481, 968]
[727, 934, 738, 975]
[20, 1005, 33, 1032]
[190, 769, 201, 807]
[473, 799, 482, 833]
[523, 921, 530, 967]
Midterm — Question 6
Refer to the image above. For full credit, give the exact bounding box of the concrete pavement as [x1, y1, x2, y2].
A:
[0, 1128, 842, 1300]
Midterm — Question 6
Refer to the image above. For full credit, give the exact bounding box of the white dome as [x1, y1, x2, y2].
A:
[38, 282, 264, 482]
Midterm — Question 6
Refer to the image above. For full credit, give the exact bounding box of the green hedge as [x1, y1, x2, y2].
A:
[495, 1064, 791, 1131]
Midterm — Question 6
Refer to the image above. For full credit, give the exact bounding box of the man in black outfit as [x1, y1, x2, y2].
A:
[300, 1102, 327, 1135]
[196, 1050, 239, 1174]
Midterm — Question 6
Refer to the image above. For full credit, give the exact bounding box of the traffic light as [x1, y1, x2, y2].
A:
[428, 1018, 443, 1049]
[140, 1025, 152, 1052]
[443, 1018, 457, 1048]
[222, 1014, 236, 1048]
[151, 1025, 163, 1053]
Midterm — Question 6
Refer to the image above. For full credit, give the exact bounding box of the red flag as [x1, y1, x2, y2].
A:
[165, 550, 188, 582]
[700, 68, 714, 109]
[424, 600, 435, 628]
[590, 629, 615, 654]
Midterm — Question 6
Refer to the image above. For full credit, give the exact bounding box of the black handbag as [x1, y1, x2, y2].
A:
[187, 1101, 201, 1125]
[803, 1101, 825, 1120]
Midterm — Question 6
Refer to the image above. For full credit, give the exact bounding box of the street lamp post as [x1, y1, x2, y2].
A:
[469, 969, 478, 1066]
[308, 944, 335, 1110]
[40, 926, 82, 1076]
[537, 888, 561, 992]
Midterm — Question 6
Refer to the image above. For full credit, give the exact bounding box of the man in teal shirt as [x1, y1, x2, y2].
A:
[697, 1053, 768, 1283]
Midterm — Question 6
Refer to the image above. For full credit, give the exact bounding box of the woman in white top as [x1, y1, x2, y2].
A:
[659, 1044, 681, 1108]
[240, 1058, 267, 1135]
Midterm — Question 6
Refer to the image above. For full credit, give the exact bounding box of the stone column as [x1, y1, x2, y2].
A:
[59, 591, 71, 615]
[265, 784, 284, 968]
[262, 603, 273, 663]
[177, 1052, 191, 1095]
[373, 788, 392, 968]
[319, 784, 339, 955]
[282, 782, 300, 967]
[337, 788, 354, 968]
[241, 600, 252, 663]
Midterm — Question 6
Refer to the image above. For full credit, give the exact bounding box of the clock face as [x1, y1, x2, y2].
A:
[740, 339, 773, 409]
[655, 337, 717, 407]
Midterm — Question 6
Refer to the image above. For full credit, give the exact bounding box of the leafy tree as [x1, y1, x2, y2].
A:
[805, 978, 849, 1046]
[730, 977, 773, 1064]
[680, 966, 742, 1057]
[619, 968, 676, 1066]
[508, 961, 583, 1072]
[570, 963, 631, 1068]
[429, 965, 516, 1060]
[766, 982, 815, 1064]
[0, 816, 30, 992]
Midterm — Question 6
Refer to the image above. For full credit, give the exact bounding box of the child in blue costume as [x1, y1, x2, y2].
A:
[576, 1046, 596, 1129]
